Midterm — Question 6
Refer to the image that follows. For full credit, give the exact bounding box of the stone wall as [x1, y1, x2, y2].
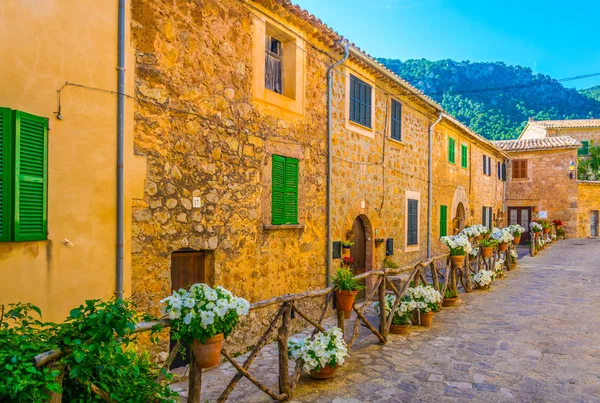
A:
[576, 182, 600, 238]
[548, 127, 600, 145]
[130, 0, 331, 355]
[505, 148, 579, 234]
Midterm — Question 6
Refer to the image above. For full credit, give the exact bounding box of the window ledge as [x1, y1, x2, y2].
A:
[263, 223, 305, 231]
[387, 137, 404, 147]
[404, 244, 420, 253]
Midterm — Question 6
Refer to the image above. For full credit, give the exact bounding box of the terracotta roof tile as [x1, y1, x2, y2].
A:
[492, 136, 582, 152]
[530, 118, 600, 129]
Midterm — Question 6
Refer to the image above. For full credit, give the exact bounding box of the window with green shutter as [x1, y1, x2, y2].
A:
[271, 155, 298, 225]
[578, 140, 590, 156]
[0, 108, 48, 242]
[440, 205, 447, 237]
[407, 199, 419, 245]
[448, 137, 455, 164]
[461, 144, 468, 168]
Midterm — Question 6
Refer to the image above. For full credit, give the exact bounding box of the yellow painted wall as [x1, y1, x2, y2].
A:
[0, 1, 145, 321]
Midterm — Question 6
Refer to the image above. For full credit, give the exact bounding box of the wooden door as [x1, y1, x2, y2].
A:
[508, 207, 531, 244]
[454, 203, 466, 234]
[170, 251, 205, 368]
[591, 210, 599, 237]
[350, 217, 366, 300]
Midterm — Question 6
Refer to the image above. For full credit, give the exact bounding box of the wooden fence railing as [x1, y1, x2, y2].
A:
[33, 241, 521, 402]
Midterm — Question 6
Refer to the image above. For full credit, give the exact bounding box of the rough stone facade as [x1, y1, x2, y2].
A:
[130, 0, 331, 354]
[504, 148, 579, 234]
[545, 127, 600, 145]
[576, 182, 600, 238]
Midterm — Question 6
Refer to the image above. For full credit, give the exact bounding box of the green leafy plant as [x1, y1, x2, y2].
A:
[444, 288, 458, 299]
[341, 241, 354, 248]
[374, 295, 412, 325]
[479, 238, 498, 247]
[557, 228, 566, 237]
[383, 257, 399, 269]
[332, 268, 364, 292]
[0, 300, 177, 402]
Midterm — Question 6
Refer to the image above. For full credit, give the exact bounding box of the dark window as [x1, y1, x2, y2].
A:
[482, 206, 493, 228]
[407, 199, 419, 245]
[390, 99, 402, 140]
[349, 75, 372, 128]
[271, 155, 299, 225]
[482, 155, 487, 175]
[487, 156, 492, 176]
[512, 160, 528, 179]
[265, 36, 283, 94]
[501, 163, 507, 181]
[578, 140, 590, 156]
[497, 161, 502, 179]
[483, 155, 492, 176]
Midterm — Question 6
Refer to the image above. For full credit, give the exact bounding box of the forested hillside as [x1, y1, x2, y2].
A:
[580, 85, 600, 102]
[378, 58, 600, 140]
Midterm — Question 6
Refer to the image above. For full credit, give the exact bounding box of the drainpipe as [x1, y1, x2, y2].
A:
[326, 41, 349, 286]
[427, 112, 443, 259]
[116, 0, 125, 299]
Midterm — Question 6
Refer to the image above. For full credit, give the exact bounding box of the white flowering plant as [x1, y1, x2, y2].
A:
[475, 224, 491, 236]
[161, 284, 250, 344]
[374, 294, 412, 325]
[288, 328, 348, 372]
[469, 247, 480, 257]
[461, 226, 479, 238]
[530, 222, 543, 233]
[508, 224, 525, 237]
[471, 270, 495, 288]
[441, 234, 473, 256]
[494, 259, 505, 278]
[510, 249, 518, 263]
[491, 227, 514, 244]
[405, 284, 442, 313]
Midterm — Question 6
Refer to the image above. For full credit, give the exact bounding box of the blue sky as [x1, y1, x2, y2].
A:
[293, 0, 600, 90]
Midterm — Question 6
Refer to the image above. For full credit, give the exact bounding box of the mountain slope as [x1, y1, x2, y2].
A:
[377, 58, 600, 140]
[580, 85, 600, 102]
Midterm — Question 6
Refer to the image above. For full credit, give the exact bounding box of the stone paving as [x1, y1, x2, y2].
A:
[174, 238, 600, 402]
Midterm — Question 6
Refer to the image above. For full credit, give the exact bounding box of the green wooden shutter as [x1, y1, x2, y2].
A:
[578, 140, 590, 156]
[14, 111, 48, 241]
[448, 137, 455, 163]
[272, 155, 286, 225]
[407, 199, 418, 245]
[284, 157, 298, 224]
[0, 108, 12, 242]
[440, 205, 447, 237]
[461, 144, 468, 168]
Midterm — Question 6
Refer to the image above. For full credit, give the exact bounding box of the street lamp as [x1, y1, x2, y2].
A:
[569, 161, 576, 179]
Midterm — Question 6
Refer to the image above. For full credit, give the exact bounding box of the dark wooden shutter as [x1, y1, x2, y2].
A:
[482, 155, 486, 174]
[265, 36, 283, 94]
[407, 199, 418, 245]
[440, 205, 447, 237]
[14, 111, 47, 241]
[271, 155, 286, 225]
[578, 141, 589, 156]
[0, 108, 12, 242]
[502, 163, 507, 181]
[487, 156, 491, 176]
[461, 145, 468, 168]
[482, 206, 487, 227]
[349, 75, 372, 128]
[390, 99, 402, 140]
[284, 157, 298, 224]
[488, 208, 493, 229]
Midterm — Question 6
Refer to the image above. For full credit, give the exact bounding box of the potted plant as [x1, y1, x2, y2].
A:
[508, 224, 525, 244]
[461, 226, 478, 242]
[288, 327, 348, 379]
[471, 270, 495, 290]
[442, 287, 459, 307]
[553, 219, 563, 230]
[341, 240, 354, 257]
[374, 294, 412, 334]
[479, 238, 498, 258]
[480, 226, 491, 240]
[491, 227, 514, 252]
[539, 219, 551, 235]
[332, 267, 363, 319]
[556, 227, 565, 240]
[161, 284, 250, 369]
[406, 284, 442, 327]
[494, 259, 506, 278]
[530, 221, 543, 238]
[510, 249, 518, 269]
[441, 234, 472, 269]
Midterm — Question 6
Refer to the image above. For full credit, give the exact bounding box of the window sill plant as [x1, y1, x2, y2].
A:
[374, 294, 412, 334]
[479, 238, 498, 258]
[288, 327, 348, 380]
[161, 284, 249, 369]
[332, 267, 363, 319]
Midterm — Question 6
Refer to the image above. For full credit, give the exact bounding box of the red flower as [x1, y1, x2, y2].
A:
[553, 219, 563, 226]
[342, 256, 354, 265]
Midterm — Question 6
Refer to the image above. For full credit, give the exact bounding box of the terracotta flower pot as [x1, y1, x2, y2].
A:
[442, 297, 459, 307]
[342, 247, 351, 257]
[390, 323, 410, 334]
[411, 310, 434, 327]
[192, 333, 224, 369]
[336, 290, 358, 312]
[483, 233, 490, 240]
[498, 242, 508, 252]
[513, 235, 521, 244]
[476, 235, 483, 241]
[543, 228, 550, 234]
[475, 284, 490, 291]
[450, 255, 465, 269]
[310, 364, 338, 380]
[343, 310, 352, 319]
[482, 246, 493, 258]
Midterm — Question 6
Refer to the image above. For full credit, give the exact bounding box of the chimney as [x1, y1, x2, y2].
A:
[528, 117, 534, 122]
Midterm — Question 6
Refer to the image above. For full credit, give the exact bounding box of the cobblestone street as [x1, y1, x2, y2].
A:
[177, 238, 600, 402]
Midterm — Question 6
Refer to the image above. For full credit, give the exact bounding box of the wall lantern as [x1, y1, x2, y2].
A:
[569, 161, 576, 179]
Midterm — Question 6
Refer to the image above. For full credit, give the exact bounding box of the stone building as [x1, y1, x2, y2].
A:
[494, 131, 600, 240]
[520, 118, 600, 150]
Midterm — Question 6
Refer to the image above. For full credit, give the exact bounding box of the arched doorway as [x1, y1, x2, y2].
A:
[349, 215, 373, 300]
[454, 202, 466, 234]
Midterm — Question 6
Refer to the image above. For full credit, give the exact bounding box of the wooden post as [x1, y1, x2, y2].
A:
[430, 262, 440, 292]
[336, 309, 345, 337]
[187, 351, 202, 403]
[277, 302, 292, 396]
[47, 363, 65, 403]
[378, 275, 387, 340]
